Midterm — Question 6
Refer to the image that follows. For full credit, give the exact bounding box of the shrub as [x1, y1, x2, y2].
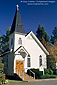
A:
[44, 69, 53, 75]
[29, 69, 42, 79]
[49, 69, 53, 75]
[52, 69, 57, 75]
[44, 69, 49, 74]
[0, 70, 7, 84]
[27, 69, 57, 79]
[40, 74, 57, 79]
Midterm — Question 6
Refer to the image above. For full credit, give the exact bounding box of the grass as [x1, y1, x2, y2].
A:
[8, 80, 22, 83]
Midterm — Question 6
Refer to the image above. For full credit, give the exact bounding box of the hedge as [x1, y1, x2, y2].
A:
[27, 69, 42, 79]
[27, 68, 57, 79]
[40, 74, 57, 79]
[44, 69, 53, 75]
[52, 69, 57, 75]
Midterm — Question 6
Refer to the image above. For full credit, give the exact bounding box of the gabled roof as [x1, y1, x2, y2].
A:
[0, 46, 30, 57]
[10, 8, 25, 34]
[14, 46, 29, 55]
[26, 31, 49, 55]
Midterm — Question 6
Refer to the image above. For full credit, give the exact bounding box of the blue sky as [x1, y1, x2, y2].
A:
[0, 0, 57, 38]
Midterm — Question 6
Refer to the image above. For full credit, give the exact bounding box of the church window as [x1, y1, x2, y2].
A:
[39, 55, 42, 66]
[27, 58, 30, 67]
[28, 54, 30, 57]
[19, 38, 22, 44]
[27, 54, 31, 67]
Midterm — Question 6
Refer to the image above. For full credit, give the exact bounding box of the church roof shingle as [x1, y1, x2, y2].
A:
[10, 8, 25, 34]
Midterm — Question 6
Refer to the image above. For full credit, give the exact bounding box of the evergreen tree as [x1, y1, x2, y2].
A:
[51, 27, 57, 44]
[36, 24, 50, 42]
[36, 24, 42, 41]
[0, 27, 11, 48]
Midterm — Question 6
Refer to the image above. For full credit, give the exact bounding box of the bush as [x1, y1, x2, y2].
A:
[44, 69, 49, 74]
[0, 70, 6, 84]
[49, 69, 53, 75]
[52, 69, 57, 75]
[29, 69, 42, 79]
[44, 69, 53, 75]
[40, 74, 57, 79]
[27, 69, 57, 79]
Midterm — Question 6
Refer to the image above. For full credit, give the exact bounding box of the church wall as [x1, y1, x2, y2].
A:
[3, 54, 8, 75]
[25, 34, 47, 70]
[3, 53, 14, 76]
[9, 32, 47, 73]
[8, 53, 14, 75]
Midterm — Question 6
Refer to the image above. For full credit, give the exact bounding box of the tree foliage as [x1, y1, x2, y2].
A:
[51, 27, 57, 44]
[42, 37, 57, 69]
[0, 57, 4, 71]
[0, 27, 11, 72]
[36, 24, 57, 69]
[36, 24, 50, 43]
[0, 27, 11, 48]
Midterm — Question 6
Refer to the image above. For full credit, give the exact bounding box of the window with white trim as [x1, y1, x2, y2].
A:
[18, 38, 22, 44]
[39, 55, 42, 66]
[27, 54, 31, 67]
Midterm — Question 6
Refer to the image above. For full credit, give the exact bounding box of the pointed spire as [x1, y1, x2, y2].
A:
[16, 5, 19, 10]
[10, 5, 25, 34]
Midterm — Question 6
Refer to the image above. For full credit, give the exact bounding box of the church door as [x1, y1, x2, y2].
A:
[16, 60, 24, 74]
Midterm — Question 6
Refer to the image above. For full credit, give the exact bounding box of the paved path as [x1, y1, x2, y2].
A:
[7, 80, 57, 85]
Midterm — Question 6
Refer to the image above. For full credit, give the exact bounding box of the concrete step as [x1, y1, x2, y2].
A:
[24, 73, 35, 81]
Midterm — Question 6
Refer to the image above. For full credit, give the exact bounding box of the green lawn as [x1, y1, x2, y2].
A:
[8, 80, 22, 83]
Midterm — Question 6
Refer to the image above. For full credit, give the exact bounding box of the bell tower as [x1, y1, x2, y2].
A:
[9, 5, 26, 51]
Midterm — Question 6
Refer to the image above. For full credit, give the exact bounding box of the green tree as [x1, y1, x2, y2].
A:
[0, 27, 11, 48]
[0, 27, 11, 71]
[36, 24, 42, 41]
[51, 27, 57, 44]
[0, 57, 4, 71]
[36, 24, 50, 42]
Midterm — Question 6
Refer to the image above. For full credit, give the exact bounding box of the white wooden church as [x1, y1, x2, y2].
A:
[2, 5, 49, 80]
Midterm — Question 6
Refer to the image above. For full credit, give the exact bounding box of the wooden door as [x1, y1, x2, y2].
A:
[16, 60, 24, 74]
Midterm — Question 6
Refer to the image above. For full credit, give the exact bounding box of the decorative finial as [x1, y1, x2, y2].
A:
[16, 5, 19, 10]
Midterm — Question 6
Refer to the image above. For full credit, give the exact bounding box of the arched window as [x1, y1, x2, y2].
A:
[39, 55, 42, 66]
[27, 54, 31, 67]
[19, 38, 22, 44]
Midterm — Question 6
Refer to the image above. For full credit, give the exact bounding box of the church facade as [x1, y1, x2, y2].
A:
[2, 6, 49, 79]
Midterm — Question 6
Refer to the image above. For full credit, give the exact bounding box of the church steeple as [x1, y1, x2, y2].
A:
[16, 5, 19, 10]
[10, 5, 25, 34]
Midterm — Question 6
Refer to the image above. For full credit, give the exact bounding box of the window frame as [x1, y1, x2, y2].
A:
[39, 55, 42, 66]
[18, 38, 22, 45]
[27, 54, 31, 67]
